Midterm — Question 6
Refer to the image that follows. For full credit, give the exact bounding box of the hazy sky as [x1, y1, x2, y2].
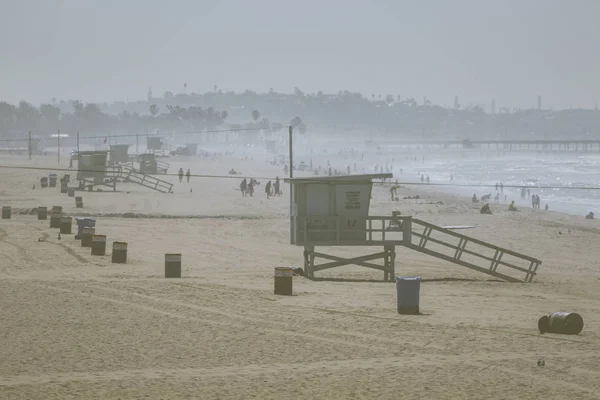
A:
[1, 0, 599, 109]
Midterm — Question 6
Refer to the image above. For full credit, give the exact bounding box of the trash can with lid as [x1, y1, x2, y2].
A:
[396, 276, 421, 315]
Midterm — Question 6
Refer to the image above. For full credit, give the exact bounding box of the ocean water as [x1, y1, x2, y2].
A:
[400, 151, 600, 217]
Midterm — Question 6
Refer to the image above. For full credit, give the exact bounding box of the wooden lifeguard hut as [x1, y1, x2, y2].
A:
[285, 174, 401, 281]
[285, 174, 543, 283]
[109, 144, 130, 164]
[76, 150, 115, 190]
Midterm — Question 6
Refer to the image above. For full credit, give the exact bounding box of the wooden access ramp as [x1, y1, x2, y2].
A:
[157, 160, 170, 174]
[405, 218, 541, 283]
[119, 166, 173, 193]
[298, 216, 542, 282]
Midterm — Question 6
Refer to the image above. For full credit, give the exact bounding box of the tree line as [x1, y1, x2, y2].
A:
[1, 87, 599, 140]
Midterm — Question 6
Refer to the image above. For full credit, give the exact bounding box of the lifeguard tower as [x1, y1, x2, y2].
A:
[75, 150, 173, 193]
[76, 150, 115, 190]
[286, 174, 542, 283]
[286, 174, 401, 281]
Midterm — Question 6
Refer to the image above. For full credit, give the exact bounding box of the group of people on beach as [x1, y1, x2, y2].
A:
[239, 178, 259, 197]
[239, 177, 281, 198]
[178, 168, 191, 183]
[264, 178, 281, 199]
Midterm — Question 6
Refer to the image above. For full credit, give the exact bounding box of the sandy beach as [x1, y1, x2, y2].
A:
[1, 151, 599, 399]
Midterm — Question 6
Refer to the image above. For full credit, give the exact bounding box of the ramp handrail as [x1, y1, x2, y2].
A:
[411, 218, 540, 262]
[120, 166, 173, 193]
[157, 160, 170, 173]
[408, 218, 541, 282]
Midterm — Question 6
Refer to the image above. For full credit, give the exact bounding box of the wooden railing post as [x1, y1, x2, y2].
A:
[304, 217, 308, 245]
[403, 216, 412, 245]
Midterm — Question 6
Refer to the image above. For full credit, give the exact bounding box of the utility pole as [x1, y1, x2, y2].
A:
[136, 132, 139, 154]
[76, 131, 80, 153]
[57, 129, 60, 164]
[28, 131, 32, 160]
[288, 125, 294, 244]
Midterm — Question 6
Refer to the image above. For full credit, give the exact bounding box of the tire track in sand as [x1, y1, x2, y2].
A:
[30, 226, 100, 266]
[0, 226, 30, 261]
[87, 282, 444, 352]
[23, 283, 599, 396]
[0, 227, 35, 276]
[33, 282, 408, 353]
[0, 351, 596, 390]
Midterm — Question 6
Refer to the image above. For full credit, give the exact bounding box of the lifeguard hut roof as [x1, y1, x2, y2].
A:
[284, 173, 392, 184]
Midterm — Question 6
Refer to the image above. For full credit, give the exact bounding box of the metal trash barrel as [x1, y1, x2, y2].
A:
[396, 276, 421, 315]
[81, 227, 95, 247]
[538, 312, 584, 335]
[2, 206, 11, 219]
[59, 216, 72, 234]
[37, 206, 47, 220]
[75, 217, 96, 238]
[75, 196, 83, 208]
[40, 177, 48, 188]
[50, 213, 62, 228]
[274, 267, 293, 295]
[60, 180, 68, 194]
[165, 254, 182, 278]
[91, 235, 107, 256]
[112, 242, 128, 264]
[67, 188, 75, 197]
[49, 174, 57, 187]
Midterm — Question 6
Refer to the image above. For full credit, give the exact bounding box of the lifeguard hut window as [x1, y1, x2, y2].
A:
[284, 174, 392, 246]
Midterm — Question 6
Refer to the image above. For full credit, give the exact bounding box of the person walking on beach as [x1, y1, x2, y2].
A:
[240, 178, 247, 197]
[248, 179, 255, 197]
[274, 177, 280, 196]
[178, 168, 184, 183]
[185, 169, 191, 183]
[265, 181, 272, 199]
